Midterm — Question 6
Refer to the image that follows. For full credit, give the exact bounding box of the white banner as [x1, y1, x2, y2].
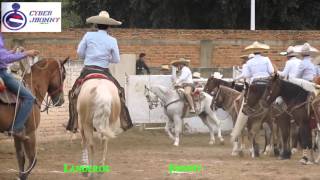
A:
[1, 2, 61, 32]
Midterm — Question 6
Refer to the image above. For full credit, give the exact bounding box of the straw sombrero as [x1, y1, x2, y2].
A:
[240, 54, 254, 60]
[212, 72, 223, 79]
[160, 64, 170, 71]
[170, 58, 190, 66]
[192, 72, 201, 79]
[86, 11, 122, 25]
[295, 43, 319, 56]
[244, 41, 270, 52]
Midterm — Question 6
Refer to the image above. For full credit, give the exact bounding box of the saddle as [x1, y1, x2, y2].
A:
[72, 73, 111, 96]
[0, 77, 18, 104]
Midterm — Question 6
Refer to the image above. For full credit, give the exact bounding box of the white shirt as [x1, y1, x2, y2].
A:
[176, 66, 193, 85]
[315, 65, 320, 76]
[77, 30, 120, 68]
[243, 54, 274, 82]
[278, 57, 301, 79]
[234, 63, 247, 80]
[294, 56, 316, 81]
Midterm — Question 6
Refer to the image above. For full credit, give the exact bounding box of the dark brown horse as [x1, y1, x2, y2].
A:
[264, 75, 314, 163]
[204, 76, 244, 95]
[0, 58, 68, 179]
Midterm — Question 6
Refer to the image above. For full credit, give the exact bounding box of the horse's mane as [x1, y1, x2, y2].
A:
[280, 79, 309, 102]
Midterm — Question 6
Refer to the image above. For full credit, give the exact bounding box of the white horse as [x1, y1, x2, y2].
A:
[145, 85, 224, 146]
[77, 79, 123, 177]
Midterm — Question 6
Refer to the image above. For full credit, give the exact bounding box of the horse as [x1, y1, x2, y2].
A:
[211, 84, 278, 157]
[77, 77, 124, 178]
[144, 84, 224, 146]
[204, 76, 244, 95]
[0, 58, 68, 180]
[264, 75, 315, 164]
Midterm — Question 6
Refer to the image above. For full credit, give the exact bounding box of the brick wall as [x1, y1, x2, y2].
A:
[2, 28, 320, 140]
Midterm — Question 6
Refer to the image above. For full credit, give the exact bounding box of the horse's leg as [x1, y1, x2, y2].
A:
[173, 115, 182, 146]
[315, 129, 320, 164]
[21, 132, 37, 180]
[299, 119, 313, 165]
[100, 138, 109, 166]
[206, 111, 224, 143]
[291, 123, 299, 155]
[14, 137, 25, 179]
[262, 122, 273, 156]
[199, 114, 215, 145]
[80, 128, 89, 177]
[165, 119, 175, 141]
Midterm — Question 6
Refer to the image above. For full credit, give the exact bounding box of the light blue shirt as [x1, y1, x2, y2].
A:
[243, 54, 274, 82]
[77, 30, 120, 68]
[294, 56, 316, 81]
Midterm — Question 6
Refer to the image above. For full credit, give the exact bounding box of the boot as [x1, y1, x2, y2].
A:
[66, 90, 78, 133]
[11, 128, 29, 141]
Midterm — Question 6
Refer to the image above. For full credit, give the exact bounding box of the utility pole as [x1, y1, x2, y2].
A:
[250, 0, 255, 30]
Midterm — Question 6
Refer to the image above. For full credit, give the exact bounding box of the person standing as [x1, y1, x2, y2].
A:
[171, 58, 195, 113]
[136, 53, 150, 75]
[0, 33, 39, 140]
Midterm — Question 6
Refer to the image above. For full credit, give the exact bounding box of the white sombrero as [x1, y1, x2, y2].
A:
[192, 72, 201, 79]
[212, 72, 223, 79]
[86, 11, 122, 25]
[170, 58, 190, 66]
[160, 64, 170, 70]
[295, 43, 319, 56]
[244, 41, 270, 52]
[280, 46, 300, 57]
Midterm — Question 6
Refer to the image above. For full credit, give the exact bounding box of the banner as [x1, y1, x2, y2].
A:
[1, 2, 61, 32]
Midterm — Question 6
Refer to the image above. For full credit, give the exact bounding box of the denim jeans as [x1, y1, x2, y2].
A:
[0, 69, 35, 131]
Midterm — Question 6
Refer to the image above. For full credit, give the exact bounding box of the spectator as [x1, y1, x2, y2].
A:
[136, 53, 150, 75]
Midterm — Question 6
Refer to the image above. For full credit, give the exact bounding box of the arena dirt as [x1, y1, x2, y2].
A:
[0, 128, 319, 180]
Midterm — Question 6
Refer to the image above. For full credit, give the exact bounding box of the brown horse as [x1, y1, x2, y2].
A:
[204, 76, 244, 95]
[264, 75, 314, 163]
[0, 58, 68, 179]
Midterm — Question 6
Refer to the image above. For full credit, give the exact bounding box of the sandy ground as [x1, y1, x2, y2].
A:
[0, 128, 319, 180]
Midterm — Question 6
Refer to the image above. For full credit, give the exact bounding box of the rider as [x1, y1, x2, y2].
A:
[293, 43, 317, 82]
[278, 46, 301, 80]
[234, 53, 254, 82]
[66, 11, 133, 132]
[171, 58, 196, 113]
[0, 33, 39, 140]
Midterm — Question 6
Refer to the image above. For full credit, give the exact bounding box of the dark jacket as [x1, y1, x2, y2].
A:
[136, 58, 150, 75]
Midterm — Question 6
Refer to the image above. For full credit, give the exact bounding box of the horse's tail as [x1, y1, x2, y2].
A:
[92, 84, 116, 139]
[230, 100, 248, 142]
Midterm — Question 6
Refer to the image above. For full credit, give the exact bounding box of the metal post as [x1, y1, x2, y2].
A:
[250, 0, 255, 30]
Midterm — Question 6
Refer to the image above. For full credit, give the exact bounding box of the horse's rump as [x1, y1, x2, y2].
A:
[77, 79, 121, 138]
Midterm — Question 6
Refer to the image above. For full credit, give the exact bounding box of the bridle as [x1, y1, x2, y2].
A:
[33, 60, 65, 113]
[144, 86, 162, 109]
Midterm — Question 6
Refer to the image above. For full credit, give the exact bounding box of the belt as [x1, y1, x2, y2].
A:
[84, 65, 109, 72]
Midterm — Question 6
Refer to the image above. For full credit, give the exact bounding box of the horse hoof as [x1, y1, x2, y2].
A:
[231, 151, 239, 156]
[291, 148, 298, 154]
[173, 142, 179, 146]
[209, 140, 215, 145]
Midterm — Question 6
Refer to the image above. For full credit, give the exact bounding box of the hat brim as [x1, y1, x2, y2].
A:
[170, 60, 190, 66]
[86, 16, 122, 26]
[244, 47, 270, 52]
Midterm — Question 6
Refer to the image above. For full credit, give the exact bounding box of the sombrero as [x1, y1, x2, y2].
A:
[192, 72, 201, 79]
[86, 11, 122, 25]
[170, 58, 190, 66]
[240, 54, 254, 60]
[212, 72, 223, 79]
[244, 41, 270, 52]
[295, 43, 319, 56]
[160, 64, 170, 71]
[280, 46, 300, 57]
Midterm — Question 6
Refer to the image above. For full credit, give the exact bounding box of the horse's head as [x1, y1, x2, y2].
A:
[210, 88, 222, 110]
[45, 57, 69, 106]
[265, 73, 282, 105]
[144, 85, 161, 109]
[204, 76, 221, 96]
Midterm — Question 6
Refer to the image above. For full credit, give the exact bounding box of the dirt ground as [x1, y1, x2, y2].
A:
[0, 128, 319, 180]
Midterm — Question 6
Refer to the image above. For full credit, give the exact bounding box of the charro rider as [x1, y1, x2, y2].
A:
[234, 53, 254, 82]
[0, 33, 39, 140]
[171, 58, 196, 113]
[293, 43, 317, 82]
[236, 41, 274, 114]
[278, 46, 301, 80]
[66, 11, 133, 132]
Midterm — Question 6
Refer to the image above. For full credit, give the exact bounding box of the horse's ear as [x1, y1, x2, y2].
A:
[60, 56, 70, 65]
